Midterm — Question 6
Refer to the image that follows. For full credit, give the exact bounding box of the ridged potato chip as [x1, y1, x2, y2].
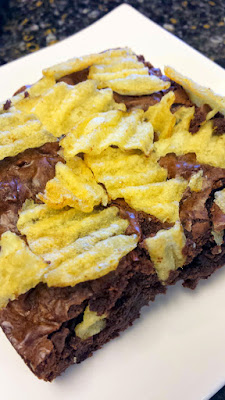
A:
[165, 66, 225, 116]
[14, 76, 56, 114]
[114, 179, 188, 223]
[0, 231, 47, 309]
[155, 118, 225, 168]
[0, 77, 56, 113]
[17, 80, 125, 138]
[144, 91, 176, 139]
[95, 74, 170, 96]
[0, 109, 56, 160]
[88, 53, 170, 95]
[17, 202, 138, 286]
[38, 157, 108, 212]
[85, 147, 167, 199]
[43, 48, 134, 80]
[144, 221, 186, 281]
[61, 109, 154, 157]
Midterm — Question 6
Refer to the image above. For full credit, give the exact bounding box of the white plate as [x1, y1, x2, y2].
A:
[0, 5, 225, 400]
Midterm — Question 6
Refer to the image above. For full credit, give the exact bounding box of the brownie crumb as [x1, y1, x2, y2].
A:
[3, 99, 11, 110]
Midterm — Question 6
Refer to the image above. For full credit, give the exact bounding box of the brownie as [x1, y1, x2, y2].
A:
[0, 49, 225, 382]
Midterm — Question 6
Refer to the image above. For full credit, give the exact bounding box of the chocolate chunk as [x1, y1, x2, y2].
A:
[213, 117, 225, 135]
[3, 99, 11, 110]
[189, 104, 212, 133]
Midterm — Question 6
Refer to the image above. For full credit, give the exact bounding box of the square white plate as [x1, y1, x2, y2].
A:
[0, 5, 225, 400]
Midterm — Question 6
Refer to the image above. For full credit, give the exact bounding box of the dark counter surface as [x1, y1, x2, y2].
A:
[0, 0, 224, 68]
[0, 0, 225, 398]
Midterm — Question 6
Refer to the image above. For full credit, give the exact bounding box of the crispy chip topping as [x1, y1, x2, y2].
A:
[0, 109, 56, 160]
[85, 147, 167, 200]
[1, 47, 225, 301]
[0, 231, 47, 309]
[144, 221, 186, 281]
[38, 157, 108, 212]
[165, 66, 225, 116]
[155, 118, 225, 168]
[114, 179, 188, 223]
[144, 91, 176, 139]
[17, 80, 124, 137]
[43, 48, 134, 80]
[17, 202, 138, 287]
[89, 70, 170, 96]
[61, 109, 154, 157]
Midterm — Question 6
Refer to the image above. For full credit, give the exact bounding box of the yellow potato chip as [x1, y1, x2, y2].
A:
[173, 106, 195, 133]
[17, 202, 138, 287]
[88, 52, 170, 95]
[85, 147, 167, 199]
[144, 91, 176, 139]
[144, 221, 186, 281]
[165, 66, 225, 116]
[23, 80, 124, 137]
[0, 109, 56, 160]
[43, 48, 134, 80]
[155, 119, 225, 168]
[38, 157, 108, 212]
[89, 58, 144, 74]
[97, 74, 170, 96]
[189, 170, 203, 192]
[75, 305, 106, 340]
[89, 67, 149, 82]
[214, 189, 225, 214]
[0, 76, 56, 115]
[0, 231, 47, 309]
[61, 109, 154, 157]
[115, 179, 188, 223]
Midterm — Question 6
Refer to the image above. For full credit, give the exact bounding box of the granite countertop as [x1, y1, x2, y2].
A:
[0, 0, 225, 399]
[0, 0, 224, 68]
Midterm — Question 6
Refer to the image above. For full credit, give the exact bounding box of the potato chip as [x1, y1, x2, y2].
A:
[75, 305, 106, 340]
[0, 109, 56, 160]
[0, 231, 47, 309]
[144, 91, 176, 139]
[17, 202, 138, 287]
[38, 157, 108, 212]
[85, 147, 167, 199]
[88, 53, 170, 95]
[96, 74, 170, 96]
[21, 80, 124, 137]
[155, 118, 225, 168]
[189, 170, 203, 192]
[214, 189, 225, 214]
[173, 106, 195, 133]
[165, 66, 225, 116]
[61, 109, 154, 157]
[114, 179, 188, 223]
[89, 67, 149, 82]
[0, 76, 56, 115]
[43, 48, 134, 80]
[144, 221, 186, 281]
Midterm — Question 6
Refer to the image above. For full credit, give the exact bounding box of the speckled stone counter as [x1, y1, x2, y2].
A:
[0, 0, 224, 68]
[0, 0, 225, 399]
